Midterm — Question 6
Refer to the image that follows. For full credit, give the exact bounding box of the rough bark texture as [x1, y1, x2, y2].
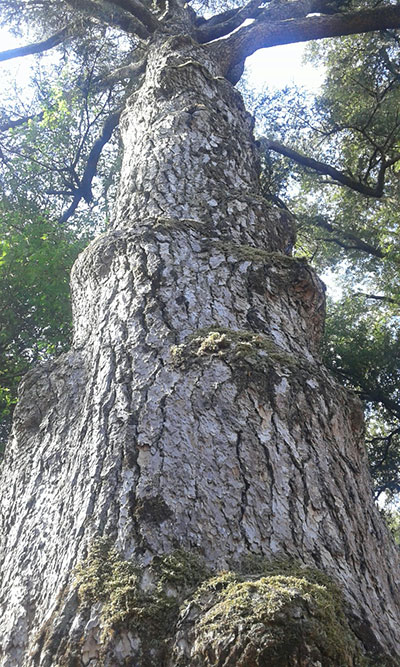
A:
[0, 33, 400, 667]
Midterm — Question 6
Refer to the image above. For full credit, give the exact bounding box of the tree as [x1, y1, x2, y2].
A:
[1, 1, 400, 665]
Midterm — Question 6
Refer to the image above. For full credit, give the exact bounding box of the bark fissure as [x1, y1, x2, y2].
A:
[234, 430, 252, 552]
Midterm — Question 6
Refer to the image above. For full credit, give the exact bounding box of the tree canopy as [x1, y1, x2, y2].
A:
[0, 0, 400, 507]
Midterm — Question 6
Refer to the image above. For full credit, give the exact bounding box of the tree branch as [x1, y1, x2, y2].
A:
[109, 0, 160, 32]
[0, 26, 71, 63]
[330, 368, 400, 421]
[59, 108, 122, 223]
[210, 5, 400, 74]
[65, 0, 150, 39]
[93, 57, 147, 90]
[312, 217, 386, 258]
[355, 292, 397, 304]
[360, 387, 400, 421]
[196, 0, 264, 44]
[0, 111, 44, 132]
[261, 137, 391, 197]
[320, 236, 385, 258]
[195, 7, 240, 28]
[197, 0, 347, 43]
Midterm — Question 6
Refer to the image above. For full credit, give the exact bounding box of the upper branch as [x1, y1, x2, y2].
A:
[262, 137, 398, 197]
[355, 292, 397, 304]
[0, 26, 71, 63]
[209, 5, 400, 74]
[196, 0, 346, 43]
[0, 112, 44, 132]
[196, 0, 264, 44]
[59, 108, 122, 223]
[312, 217, 386, 258]
[109, 0, 160, 32]
[65, 0, 150, 39]
[93, 57, 147, 90]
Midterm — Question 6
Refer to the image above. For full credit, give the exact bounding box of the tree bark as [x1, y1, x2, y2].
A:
[213, 6, 400, 73]
[0, 33, 400, 667]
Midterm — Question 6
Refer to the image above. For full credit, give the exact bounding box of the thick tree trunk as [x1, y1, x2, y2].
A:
[0, 34, 399, 667]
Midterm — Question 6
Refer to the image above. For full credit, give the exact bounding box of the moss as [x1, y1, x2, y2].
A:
[195, 331, 231, 356]
[179, 560, 370, 667]
[170, 328, 299, 394]
[74, 538, 119, 603]
[152, 548, 209, 590]
[74, 540, 208, 641]
[74, 544, 394, 666]
[172, 327, 294, 362]
[213, 240, 308, 270]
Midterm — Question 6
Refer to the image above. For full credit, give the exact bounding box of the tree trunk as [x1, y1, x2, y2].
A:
[1, 34, 400, 667]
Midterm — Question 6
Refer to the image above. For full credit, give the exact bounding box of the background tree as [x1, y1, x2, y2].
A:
[0, 200, 89, 448]
[1, 1, 400, 665]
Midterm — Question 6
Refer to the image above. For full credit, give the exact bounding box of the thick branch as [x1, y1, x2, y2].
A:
[109, 0, 160, 31]
[195, 7, 239, 28]
[0, 26, 71, 63]
[65, 0, 150, 39]
[196, 0, 264, 44]
[59, 109, 121, 223]
[210, 5, 400, 73]
[254, 0, 347, 22]
[262, 138, 388, 197]
[197, 0, 346, 43]
[94, 58, 146, 90]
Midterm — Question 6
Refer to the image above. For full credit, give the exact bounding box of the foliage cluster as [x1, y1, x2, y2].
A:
[0, 201, 89, 450]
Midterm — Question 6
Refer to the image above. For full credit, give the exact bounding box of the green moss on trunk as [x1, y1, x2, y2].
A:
[72, 542, 394, 666]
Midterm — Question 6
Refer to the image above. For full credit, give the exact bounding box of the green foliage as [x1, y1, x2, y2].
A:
[381, 507, 400, 546]
[323, 296, 400, 414]
[322, 294, 400, 499]
[0, 55, 124, 228]
[0, 200, 89, 451]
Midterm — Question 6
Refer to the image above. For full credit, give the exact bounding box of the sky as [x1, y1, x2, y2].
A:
[246, 42, 325, 92]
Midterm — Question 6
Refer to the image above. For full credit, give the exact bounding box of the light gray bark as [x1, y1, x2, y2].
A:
[0, 34, 399, 667]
